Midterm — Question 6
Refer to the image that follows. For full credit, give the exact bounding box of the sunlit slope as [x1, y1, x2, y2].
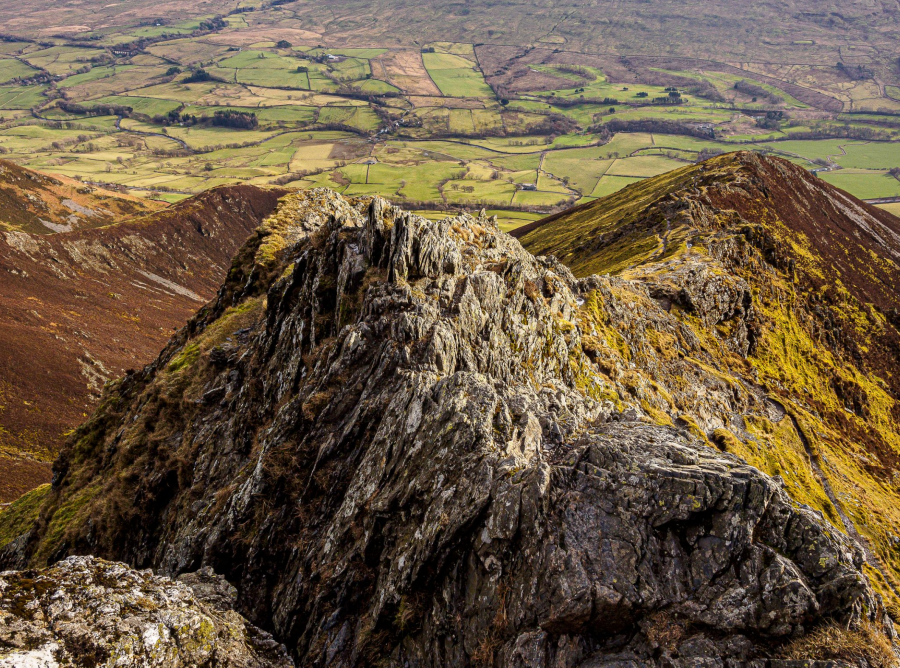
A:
[0, 159, 162, 234]
[519, 151, 900, 613]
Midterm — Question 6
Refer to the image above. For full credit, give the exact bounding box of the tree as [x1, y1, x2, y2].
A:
[166, 66, 181, 76]
[183, 69, 213, 83]
[276, 40, 292, 48]
[500, 98, 509, 106]
[608, 107, 616, 113]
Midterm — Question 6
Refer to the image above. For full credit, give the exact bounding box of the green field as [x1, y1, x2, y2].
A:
[0, 22, 893, 221]
[0, 58, 38, 84]
[0, 85, 47, 109]
[423, 51, 494, 98]
[818, 170, 900, 199]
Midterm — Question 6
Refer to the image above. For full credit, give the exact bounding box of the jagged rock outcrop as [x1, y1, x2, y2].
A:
[1, 183, 896, 665]
[513, 152, 900, 625]
[0, 555, 293, 667]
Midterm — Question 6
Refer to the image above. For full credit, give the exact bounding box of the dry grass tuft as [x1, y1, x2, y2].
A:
[777, 620, 897, 667]
[302, 389, 335, 421]
[644, 610, 687, 649]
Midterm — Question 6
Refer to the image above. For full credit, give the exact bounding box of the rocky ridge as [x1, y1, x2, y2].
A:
[515, 152, 900, 617]
[1, 180, 897, 665]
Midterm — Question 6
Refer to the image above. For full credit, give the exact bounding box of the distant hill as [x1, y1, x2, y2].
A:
[0, 162, 287, 501]
[5, 0, 899, 65]
[0, 160, 161, 234]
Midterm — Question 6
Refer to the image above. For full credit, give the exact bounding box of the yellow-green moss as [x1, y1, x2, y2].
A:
[641, 401, 673, 427]
[167, 297, 266, 377]
[677, 415, 713, 447]
[0, 483, 50, 550]
[34, 483, 100, 564]
[167, 343, 201, 374]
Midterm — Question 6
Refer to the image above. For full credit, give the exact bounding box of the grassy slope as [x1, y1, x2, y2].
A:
[517, 151, 900, 614]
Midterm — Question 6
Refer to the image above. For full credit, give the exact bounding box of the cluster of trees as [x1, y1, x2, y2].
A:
[696, 148, 725, 162]
[774, 123, 892, 142]
[618, 61, 725, 102]
[149, 108, 258, 130]
[545, 94, 619, 108]
[836, 62, 873, 81]
[403, 198, 575, 215]
[211, 110, 259, 129]
[651, 89, 684, 105]
[309, 53, 339, 64]
[183, 69, 216, 83]
[755, 110, 784, 130]
[269, 166, 331, 185]
[153, 108, 192, 125]
[522, 113, 579, 136]
[198, 18, 227, 32]
[57, 101, 133, 117]
[591, 118, 717, 139]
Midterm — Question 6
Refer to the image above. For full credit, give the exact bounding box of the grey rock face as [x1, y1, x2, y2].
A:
[0, 556, 293, 667]
[3, 189, 896, 666]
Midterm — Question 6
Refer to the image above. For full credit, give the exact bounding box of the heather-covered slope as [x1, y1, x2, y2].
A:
[517, 151, 900, 614]
[0, 160, 161, 235]
[0, 179, 287, 501]
[2, 186, 897, 665]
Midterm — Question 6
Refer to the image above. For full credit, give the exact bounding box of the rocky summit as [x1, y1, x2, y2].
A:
[1, 153, 900, 666]
[0, 555, 293, 667]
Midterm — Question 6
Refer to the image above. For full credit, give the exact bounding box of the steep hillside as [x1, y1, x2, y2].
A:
[0, 160, 162, 235]
[517, 151, 900, 613]
[2, 187, 898, 665]
[0, 177, 287, 501]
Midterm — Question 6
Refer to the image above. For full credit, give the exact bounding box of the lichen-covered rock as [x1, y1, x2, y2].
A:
[1, 186, 897, 666]
[0, 556, 293, 667]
